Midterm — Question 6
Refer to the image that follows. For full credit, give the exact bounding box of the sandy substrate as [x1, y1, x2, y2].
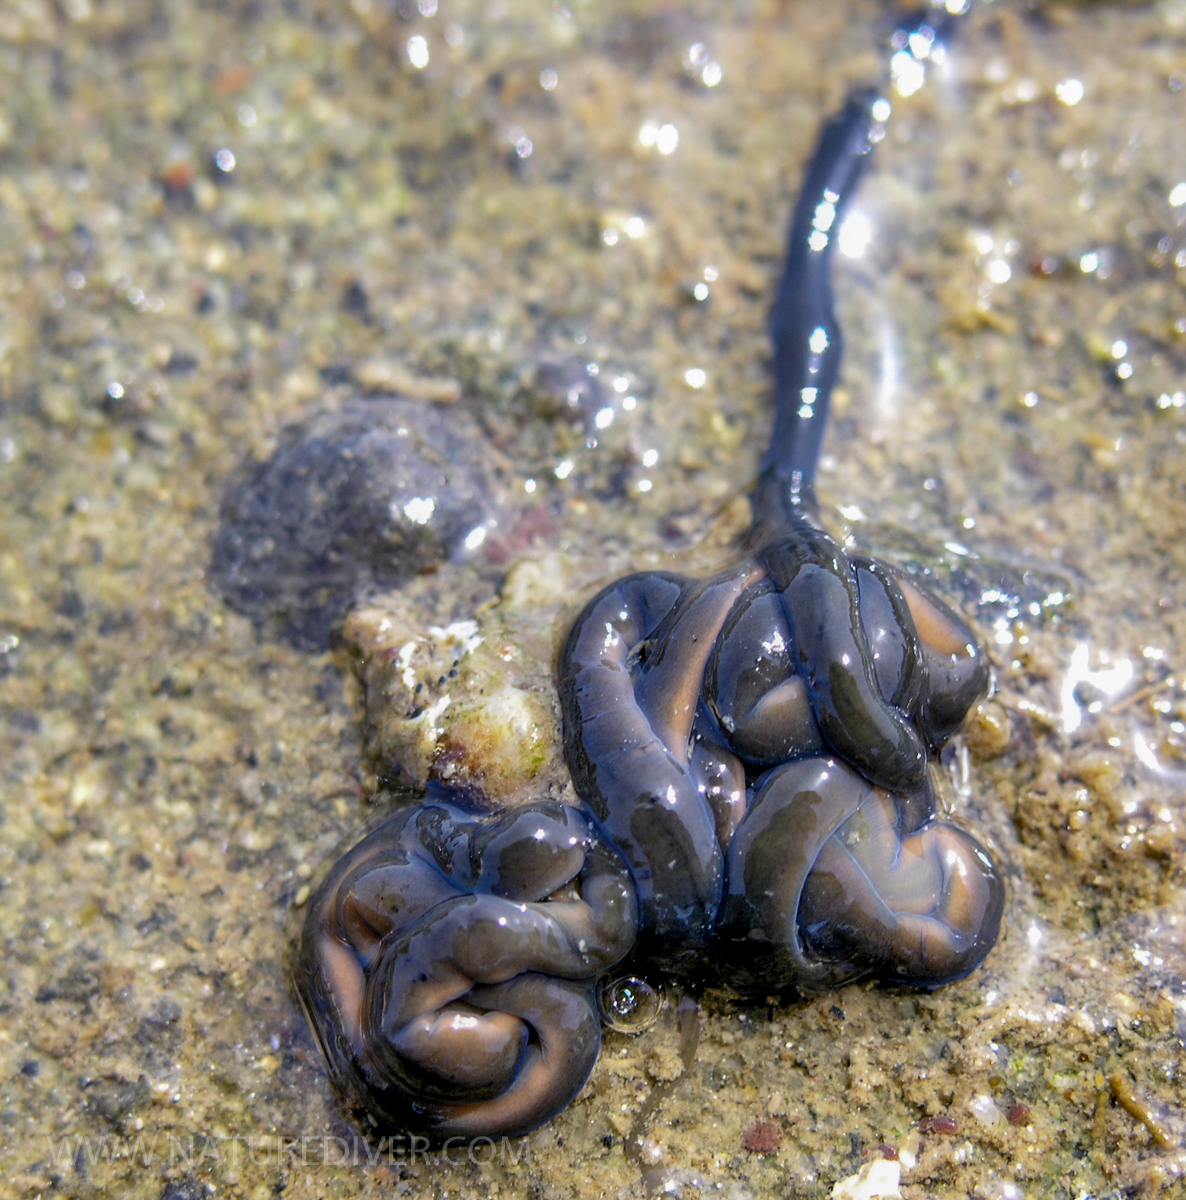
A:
[1, 1, 1185, 1197]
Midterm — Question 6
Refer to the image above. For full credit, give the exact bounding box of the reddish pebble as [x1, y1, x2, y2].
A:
[212, 64, 252, 96]
[876, 1143, 898, 1160]
[160, 161, 195, 192]
[742, 1119, 783, 1155]
[484, 504, 560, 565]
[919, 1115, 961, 1136]
[1006, 1103, 1032, 1127]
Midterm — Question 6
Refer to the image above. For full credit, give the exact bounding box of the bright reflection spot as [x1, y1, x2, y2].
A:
[508, 127, 532, 158]
[693, 281, 709, 301]
[908, 28, 934, 60]
[1169, 182, 1186, 207]
[1132, 731, 1185, 778]
[624, 216, 646, 239]
[684, 43, 708, 69]
[808, 229, 829, 253]
[417, 0, 437, 14]
[761, 630, 787, 656]
[524, 478, 536, 493]
[892, 50, 925, 97]
[107, 381, 125, 399]
[555, 459, 573, 480]
[594, 406, 614, 430]
[684, 368, 707, 389]
[1079, 252, 1099, 273]
[612, 376, 629, 393]
[215, 148, 235, 172]
[656, 124, 679, 155]
[701, 61, 723, 88]
[1111, 340, 1128, 358]
[875, 319, 898, 430]
[407, 35, 429, 69]
[622, 395, 637, 411]
[641, 449, 659, 467]
[540, 67, 558, 91]
[464, 525, 487, 551]
[812, 201, 837, 232]
[871, 97, 891, 123]
[703, 266, 719, 282]
[1022, 391, 1039, 408]
[1060, 643, 1134, 733]
[838, 504, 864, 522]
[946, 0, 970, 11]
[602, 227, 619, 246]
[637, 478, 653, 493]
[986, 259, 1012, 284]
[973, 231, 994, 255]
[403, 496, 435, 524]
[1055, 78, 1084, 106]
[1026, 922, 1042, 948]
[808, 326, 829, 354]
[838, 212, 872, 258]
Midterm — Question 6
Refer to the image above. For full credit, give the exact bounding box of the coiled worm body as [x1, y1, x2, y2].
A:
[296, 11, 1004, 1141]
[295, 800, 636, 1139]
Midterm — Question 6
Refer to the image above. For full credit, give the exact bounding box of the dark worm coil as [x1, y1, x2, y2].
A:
[292, 40, 1005, 1145]
[559, 533, 1004, 989]
[295, 800, 637, 1140]
[555, 82, 1003, 991]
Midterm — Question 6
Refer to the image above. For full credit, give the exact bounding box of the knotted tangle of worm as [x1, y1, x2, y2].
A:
[294, 800, 637, 1140]
[294, 520, 1004, 1141]
[559, 517, 1004, 994]
[292, 70, 1003, 1144]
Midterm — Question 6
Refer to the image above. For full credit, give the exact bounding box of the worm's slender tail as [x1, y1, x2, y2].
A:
[756, 89, 881, 526]
[756, 4, 971, 531]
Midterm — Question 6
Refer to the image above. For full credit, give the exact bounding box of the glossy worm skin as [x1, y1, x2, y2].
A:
[558, 89, 1003, 991]
[296, 14, 1004, 1142]
[559, 547, 1002, 989]
[295, 800, 636, 1139]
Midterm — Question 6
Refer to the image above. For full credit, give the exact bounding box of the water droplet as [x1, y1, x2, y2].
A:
[598, 976, 664, 1033]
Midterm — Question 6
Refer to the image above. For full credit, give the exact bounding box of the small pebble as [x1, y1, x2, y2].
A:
[919, 1115, 961, 1135]
[1006, 1102, 1032, 1126]
[742, 1119, 783, 1155]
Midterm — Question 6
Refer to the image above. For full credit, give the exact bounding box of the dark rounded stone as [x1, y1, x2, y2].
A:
[210, 397, 500, 649]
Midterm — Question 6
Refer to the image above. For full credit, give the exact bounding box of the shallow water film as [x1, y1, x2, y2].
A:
[2, 1, 1186, 1198]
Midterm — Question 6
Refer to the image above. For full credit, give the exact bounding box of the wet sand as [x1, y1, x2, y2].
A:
[2, 2, 1185, 1197]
